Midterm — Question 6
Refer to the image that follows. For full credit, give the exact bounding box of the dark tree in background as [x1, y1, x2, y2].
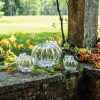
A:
[2, 0, 10, 16]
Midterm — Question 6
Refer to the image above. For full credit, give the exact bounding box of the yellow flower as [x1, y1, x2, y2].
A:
[28, 45, 34, 49]
[6, 42, 11, 48]
[5, 50, 15, 62]
[0, 47, 4, 54]
[26, 40, 30, 44]
[6, 50, 14, 56]
[7, 67, 15, 73]
[9, 36, 16, 43]
[1, 38, 8, 43]
[17, 44, 23, 49]
[1, 38, 11, 48]
[13, 43, 17, 48]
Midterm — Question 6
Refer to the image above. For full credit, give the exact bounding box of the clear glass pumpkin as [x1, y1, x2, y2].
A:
[15, 53, 35, 73]
[63, 55, 78, 71]
[31, 40, 62, 67]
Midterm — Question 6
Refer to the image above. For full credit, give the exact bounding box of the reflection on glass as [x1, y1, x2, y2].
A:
[32, 40, 62, 67]
[63, 55, 78, 71]
[15, 53, 35, 73]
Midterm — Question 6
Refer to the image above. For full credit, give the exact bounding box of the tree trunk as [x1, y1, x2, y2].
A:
[68, 0, 99, 48]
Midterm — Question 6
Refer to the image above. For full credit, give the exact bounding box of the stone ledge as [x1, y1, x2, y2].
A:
[0, 72, 66, 94]
[0, 70, 81, 100]
[80, 63, 100, 100]
[80, 63, 100, 76]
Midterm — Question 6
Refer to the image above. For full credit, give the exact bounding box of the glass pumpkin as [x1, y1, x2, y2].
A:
[31, 40, 62, 67]
[15, 53, 35, 73]
[63, 55, 78, 71]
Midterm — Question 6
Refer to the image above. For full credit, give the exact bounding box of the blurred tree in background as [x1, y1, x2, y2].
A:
[1, 0, 68, 16]
[0, 0, 4, 17]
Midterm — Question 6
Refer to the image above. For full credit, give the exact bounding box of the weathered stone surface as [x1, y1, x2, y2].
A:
[81, 63, 100, 100]
[0, 71, 80, 100]
[68, 0, 99, 47]
[81, 63, 100, 75]
[0, 72, 65, 94]
[1, 64, 99, 100]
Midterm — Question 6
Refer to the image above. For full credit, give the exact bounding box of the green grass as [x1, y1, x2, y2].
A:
[0, 16, 68, 34]
[0, 32, 62, 55]
[0, 15, 99, 38]
[0, 32, 60, 43]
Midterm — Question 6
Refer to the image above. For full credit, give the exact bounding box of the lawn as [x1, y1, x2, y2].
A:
[0, 15, 100, 36]
[0, 16, 68, 34]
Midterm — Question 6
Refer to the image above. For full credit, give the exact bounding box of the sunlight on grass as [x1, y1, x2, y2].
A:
[0, 16, 68, 34]
[0, 15, 99, 36]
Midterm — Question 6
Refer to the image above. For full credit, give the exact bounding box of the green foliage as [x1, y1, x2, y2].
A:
[0, 1, 4, 9]
[0, 1, 4, 17]
[1, 0, 68, 16]
[0, 32, 61, 55]
[31, 66, 58, 76]
[31, 68, 50, 76]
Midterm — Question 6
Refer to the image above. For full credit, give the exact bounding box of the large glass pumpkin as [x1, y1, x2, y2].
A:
[31, 40, 62, 67]
[63, 55, 78, 71]
[15, 53, 35, 73]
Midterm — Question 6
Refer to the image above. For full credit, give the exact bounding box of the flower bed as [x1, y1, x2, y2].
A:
[0, 32, 62, 73]
[64, 44, 100, 70]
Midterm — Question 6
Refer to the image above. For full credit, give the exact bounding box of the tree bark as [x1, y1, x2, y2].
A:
[68, 0, 99, 48]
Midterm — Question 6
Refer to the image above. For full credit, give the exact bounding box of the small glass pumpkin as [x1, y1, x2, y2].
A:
[15, 53, 35, 73]
[31, 40, 62, 67]
[63, 55, 78, 71]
